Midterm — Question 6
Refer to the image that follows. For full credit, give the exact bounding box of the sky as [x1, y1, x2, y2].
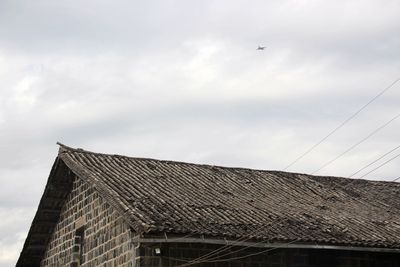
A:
[0, 0, 400, 266]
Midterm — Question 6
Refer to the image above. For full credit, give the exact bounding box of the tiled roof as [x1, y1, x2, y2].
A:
[58, 144, 400, 248]
[16, 144, 400, 266]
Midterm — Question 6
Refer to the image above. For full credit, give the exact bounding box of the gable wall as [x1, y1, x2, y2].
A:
[41, 176, 135, 267]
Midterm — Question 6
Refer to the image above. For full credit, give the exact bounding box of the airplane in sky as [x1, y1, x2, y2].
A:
[257, 45, 266, 50]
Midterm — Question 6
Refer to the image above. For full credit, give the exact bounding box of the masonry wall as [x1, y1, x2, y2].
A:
[41, 176, 135, 267]
[136, 242, 400, 267]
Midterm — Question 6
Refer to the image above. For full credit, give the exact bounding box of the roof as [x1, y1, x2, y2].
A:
[17, 144, 400, 266]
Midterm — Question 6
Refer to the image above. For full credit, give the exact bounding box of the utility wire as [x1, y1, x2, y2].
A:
[284, 78, 400, 171]
[167, 240, 300, 265]
[174, 216, 281, 266]
[174, 186, 296, 266]
[177, 172, 400, 266]
[180, 79, 400, 264]
[175, 240, 299, 267]
[174, 230, 263, 266]
[175, 150, 400, 267]
[358, 152, 400, 179]
[173, 184, 304, 266]
[176, 168, 400, 267]
[198, 240, 299, 263]
[182, 238, 299, 264]
[173, 170, 321, 266]
[349, 144, 400, 178]
[312, 112, 400, 174]
[177, 135, 400, 267]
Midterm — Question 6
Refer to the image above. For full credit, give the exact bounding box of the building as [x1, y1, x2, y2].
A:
[16, 144, 400, 267]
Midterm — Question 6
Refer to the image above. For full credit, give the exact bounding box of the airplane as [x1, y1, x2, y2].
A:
[257, 45, 266, 50]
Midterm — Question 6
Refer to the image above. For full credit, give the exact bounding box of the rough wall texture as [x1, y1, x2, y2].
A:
[41, 176, 134, 267]
[136, 242, 400, 267]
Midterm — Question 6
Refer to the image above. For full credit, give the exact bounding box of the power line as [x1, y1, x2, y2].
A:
[197, 240, 299, 263]
[175, 113, 400, 266]
[174, 240, 299, 267]
[173, 168, 327, 266]
[174, 205, 291, 266]
[348, 144, 400, 178]
[180, 79, 400, 266]
[358, 152, 400, 179]
[177, 172, 400, 266]
[175, 227, 269, 267]
[312, 111, 400, 174]
[174, 147, 400, 267]
[174, 185, 299, 266]
[175, 169, 400, 266]
[173, 184, 305, 266]
[283, 78, 400, 171]
[166, 240, 300, 265]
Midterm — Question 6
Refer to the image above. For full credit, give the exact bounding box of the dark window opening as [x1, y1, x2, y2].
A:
[75, 226, 85, 265]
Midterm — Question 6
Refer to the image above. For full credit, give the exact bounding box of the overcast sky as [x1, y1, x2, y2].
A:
[1, 0, 400, 266]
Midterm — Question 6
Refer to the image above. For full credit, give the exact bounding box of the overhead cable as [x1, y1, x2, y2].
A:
[284, 78, 400, 171]
[176, 170, 400, 266]
[176, 145, 400, 266]
[349, 144, 400, 177]
[312, 112, 400, 174]
[358, 152, 400, 179]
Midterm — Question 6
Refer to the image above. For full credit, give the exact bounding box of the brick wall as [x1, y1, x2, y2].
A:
[41, 176, 135, 267]
[136, 242, 400, 267]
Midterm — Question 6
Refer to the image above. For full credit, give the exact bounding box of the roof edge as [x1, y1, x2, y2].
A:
[57, 151, 148, 233]
[56, 142, 399, 185]
[136, 236, 400, 253]
[16, 157, 75, 267]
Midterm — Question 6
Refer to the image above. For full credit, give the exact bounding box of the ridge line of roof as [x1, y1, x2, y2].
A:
[56, 142, 293, 173]
[56, 142, 398, 185]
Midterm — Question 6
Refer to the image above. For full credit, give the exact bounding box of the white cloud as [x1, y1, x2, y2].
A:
[11, 75, 41, 110]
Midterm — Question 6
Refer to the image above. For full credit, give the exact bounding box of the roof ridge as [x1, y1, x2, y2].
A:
[57, 142, 285, 173]
[57, 142, 92, 154]
[56, 142, 398, 185]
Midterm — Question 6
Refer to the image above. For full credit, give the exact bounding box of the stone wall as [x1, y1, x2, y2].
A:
[41, 176, 135, 267]
[136, 242, 400, 267]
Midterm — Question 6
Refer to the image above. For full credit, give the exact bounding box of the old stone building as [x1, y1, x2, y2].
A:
[17, 144, 400, 266]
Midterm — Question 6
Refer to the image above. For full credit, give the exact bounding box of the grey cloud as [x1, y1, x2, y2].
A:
[1, 0, 400, 266]
[1, 0, 399, 66]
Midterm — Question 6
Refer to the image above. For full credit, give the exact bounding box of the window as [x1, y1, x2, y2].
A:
[73, 226, 85, 266]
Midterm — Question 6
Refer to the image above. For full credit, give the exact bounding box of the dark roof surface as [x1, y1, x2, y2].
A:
[58, 144, 400, 248]
[17, 144, 400, 266]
